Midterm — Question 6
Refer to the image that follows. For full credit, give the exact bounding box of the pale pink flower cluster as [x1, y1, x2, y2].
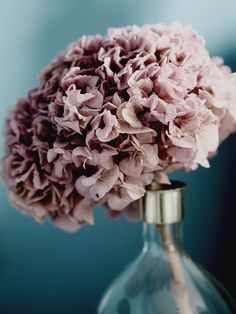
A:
[2, 22, 236, 232]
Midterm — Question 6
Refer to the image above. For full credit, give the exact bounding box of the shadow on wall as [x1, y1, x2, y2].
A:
[216, 136, 236, 299]
[211, 47, 236, 299]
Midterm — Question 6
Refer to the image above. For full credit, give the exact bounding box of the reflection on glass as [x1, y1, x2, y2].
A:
[98, 222, 236, 314]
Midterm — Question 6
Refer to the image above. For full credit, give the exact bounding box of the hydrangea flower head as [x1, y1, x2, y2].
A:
[2, 22, 236, 231]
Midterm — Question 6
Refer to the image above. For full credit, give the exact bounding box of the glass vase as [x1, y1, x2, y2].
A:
[98, 181, 236, 314]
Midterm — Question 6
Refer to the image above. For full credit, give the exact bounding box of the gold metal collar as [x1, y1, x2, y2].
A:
[140, 180, 186, 224]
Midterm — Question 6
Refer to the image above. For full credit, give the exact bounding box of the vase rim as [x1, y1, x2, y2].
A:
[146, 180, 186, 192]
[140, 180, 185, 224]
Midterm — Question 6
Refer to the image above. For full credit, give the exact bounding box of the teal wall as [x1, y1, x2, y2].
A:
[0, 1, 236, 313]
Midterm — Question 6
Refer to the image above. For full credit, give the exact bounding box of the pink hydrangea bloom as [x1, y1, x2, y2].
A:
[2, 22, 236, 232]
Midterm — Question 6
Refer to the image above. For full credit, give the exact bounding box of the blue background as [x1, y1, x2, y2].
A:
[0, 1, 236, 313]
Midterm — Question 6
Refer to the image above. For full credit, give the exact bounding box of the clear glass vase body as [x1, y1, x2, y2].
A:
[98, 223, 236, 314]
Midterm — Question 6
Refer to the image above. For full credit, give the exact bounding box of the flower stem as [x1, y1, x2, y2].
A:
[158, 224, 194, 314]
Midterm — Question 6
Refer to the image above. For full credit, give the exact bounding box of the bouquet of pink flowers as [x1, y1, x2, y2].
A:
[2, 22, 236, 232]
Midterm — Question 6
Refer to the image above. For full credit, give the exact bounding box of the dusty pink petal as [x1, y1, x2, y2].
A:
[195, 124, 219, 167]
[75, 166, 119, 201]
[73, 198, 94, 225]
[117, 101, 142, 128]
[94, 166, 119, 199]
[90, 146, 118, 169]
[33, 169, 49, 189]
[53, 215, 82, 233]
[155, 172, 171, 184]
[47, 148, 71, 162]
[155, 63, 196, 100]
[127, 68, 153, 97]
[83, 89, 103, 109]
[96, 110, 120, 142]
[61, 68, 99, 90]
[149, 97, 177, 124]
[122, 177, 146, 200]
[218, 111, 236, 141]
[142, 144, 159, 168]
[77, 169, 103, 189]
[14, 164, 35, 184]
[114, 64, 132, 90]
[86, 110, 120, 144]
[168, 133, 195, 148]
[107, 188, 133, 210]
[120, 157, 143, 177]
[168, 146, 195, 163]
[9, 190, 48, 222]
[119, 121, 157, 135]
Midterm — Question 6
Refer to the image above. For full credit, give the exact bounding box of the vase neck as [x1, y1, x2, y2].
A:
[142, 222, 183, 252]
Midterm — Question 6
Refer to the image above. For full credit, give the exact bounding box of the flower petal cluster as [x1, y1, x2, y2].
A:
[2, 22, 236, 231]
